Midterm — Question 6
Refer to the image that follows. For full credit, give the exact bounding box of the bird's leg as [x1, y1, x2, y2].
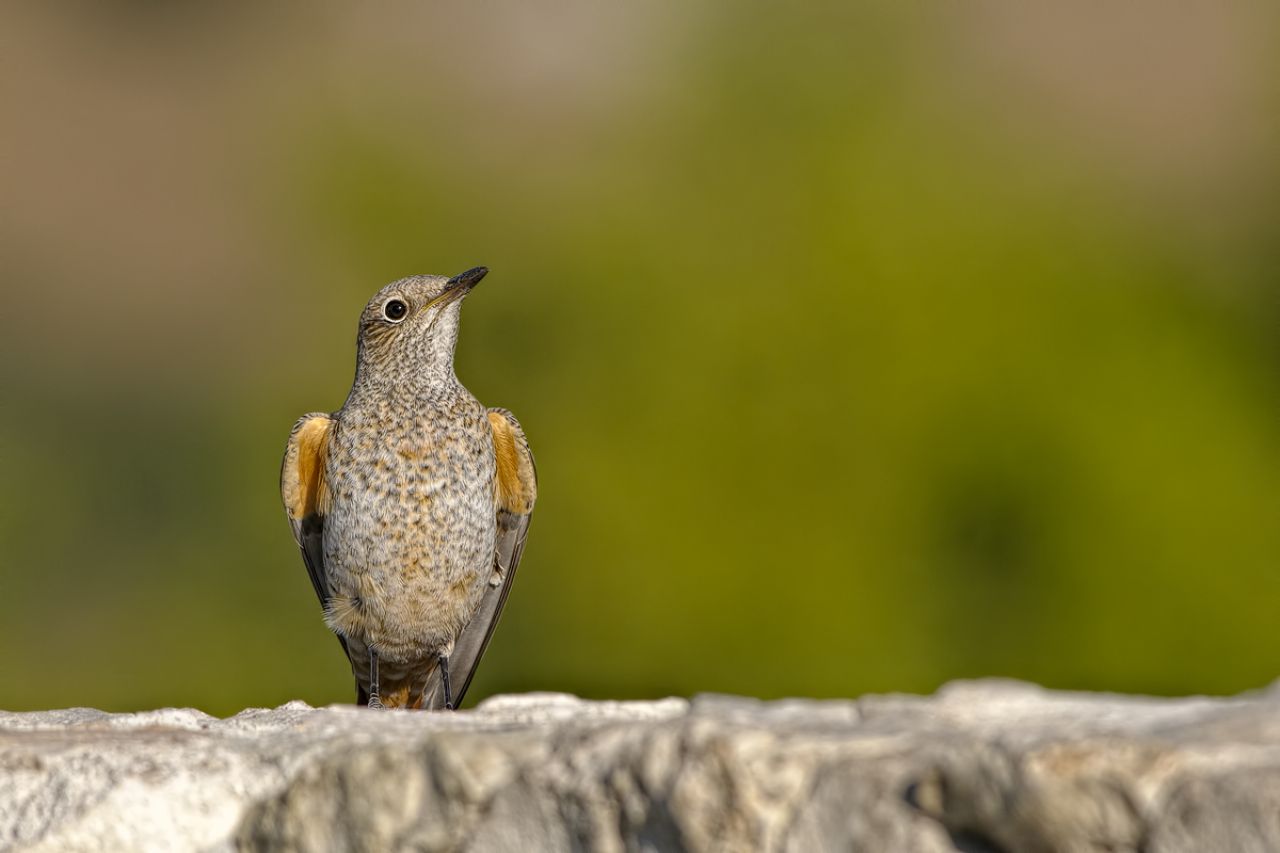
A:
[438, 653, 454, 710]
[368, 647, 385, 709]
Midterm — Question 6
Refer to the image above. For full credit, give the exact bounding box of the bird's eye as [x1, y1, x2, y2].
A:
[383, 299, 408, 322]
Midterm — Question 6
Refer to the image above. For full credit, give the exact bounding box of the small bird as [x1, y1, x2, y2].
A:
[280, 267, 537, 710]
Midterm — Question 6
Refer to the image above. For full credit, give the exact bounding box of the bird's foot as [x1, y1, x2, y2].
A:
[368, 647, 385, 709]
[438, 652, 454, 711]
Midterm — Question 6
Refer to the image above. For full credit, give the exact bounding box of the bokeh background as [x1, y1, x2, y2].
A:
[2, 3, 1277, 716]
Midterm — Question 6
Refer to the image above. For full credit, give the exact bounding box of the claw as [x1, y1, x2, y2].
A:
[438, 653, 454, 711]
[368, 647, 385, 709]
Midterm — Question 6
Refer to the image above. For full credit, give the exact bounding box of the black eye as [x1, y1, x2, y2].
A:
[383, 299, 408, 321]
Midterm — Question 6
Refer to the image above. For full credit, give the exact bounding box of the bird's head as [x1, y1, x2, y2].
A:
[353, 266, 487, 388]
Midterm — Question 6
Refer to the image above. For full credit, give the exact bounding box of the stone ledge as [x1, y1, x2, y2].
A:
[1, 680, 1277, 852]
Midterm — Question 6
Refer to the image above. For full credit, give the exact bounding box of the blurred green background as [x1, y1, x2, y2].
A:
[1, 3, 1277, 716]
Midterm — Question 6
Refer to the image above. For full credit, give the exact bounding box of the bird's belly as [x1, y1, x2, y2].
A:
[322, 455, 497, 661]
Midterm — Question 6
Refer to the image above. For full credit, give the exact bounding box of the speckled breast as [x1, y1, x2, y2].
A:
[320, 394, 497, 661]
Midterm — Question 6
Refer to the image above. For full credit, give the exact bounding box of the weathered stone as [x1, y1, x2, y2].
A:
[0, 680, 1276, 852]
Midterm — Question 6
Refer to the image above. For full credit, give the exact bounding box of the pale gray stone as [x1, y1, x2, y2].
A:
[0, 682, 1276, 852]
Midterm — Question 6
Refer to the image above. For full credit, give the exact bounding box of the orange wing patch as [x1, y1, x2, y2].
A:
[282, 415, 334, 520]
[488, 410, 536, 515]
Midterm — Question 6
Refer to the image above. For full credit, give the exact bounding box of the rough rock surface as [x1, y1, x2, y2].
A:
[1, 680, 1278, 852]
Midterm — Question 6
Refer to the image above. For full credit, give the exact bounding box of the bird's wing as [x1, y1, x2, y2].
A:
[282, 414, 365, 702]
[280, 413, 336, 609]
[424, 407, 537, 709]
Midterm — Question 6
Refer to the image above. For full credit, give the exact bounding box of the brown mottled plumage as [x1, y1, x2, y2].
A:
[281, 268, 536, 710]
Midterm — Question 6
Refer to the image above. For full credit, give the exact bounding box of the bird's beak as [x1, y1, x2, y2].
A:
[421, 266, 488, 313]
[448, 266, 488, 292]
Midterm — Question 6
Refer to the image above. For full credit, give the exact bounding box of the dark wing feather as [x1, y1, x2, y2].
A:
[293, 513, 329, 608]
[423, 408, 537, 709]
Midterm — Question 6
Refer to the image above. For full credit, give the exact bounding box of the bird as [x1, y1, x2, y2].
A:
[280, 267, 537, 710]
